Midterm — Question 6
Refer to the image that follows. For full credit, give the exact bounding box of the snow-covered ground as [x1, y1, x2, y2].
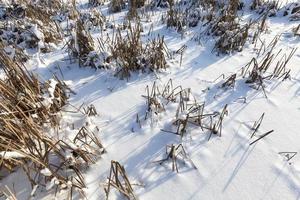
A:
[1, 0, 300, 199]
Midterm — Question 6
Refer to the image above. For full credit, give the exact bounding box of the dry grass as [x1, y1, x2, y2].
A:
[67, 18, 96, 67]
[250, 0, 281, 16]
[89, 0, 103, 7]
[141, 80, 229, 140]
[25, 3, 62, 45]
[109, 0, 126, 13]
[0, 46, 104, 196]
[110, 22, 168, 79]
[292, 24, 300, 36]
[154, 144, 196, 172]
[127, 0, 146, 19]
[166, 1, 185, 32]
[239, 36, 297, 97]
[206, 0, 249, 54]
[75, 19, 95, 65]
[104, 160, 137, 200]
[81, 9, 107, 30]
[34, 0, 63, 10]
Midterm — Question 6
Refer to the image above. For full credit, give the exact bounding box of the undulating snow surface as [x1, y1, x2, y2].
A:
[1, 0, 300, 199]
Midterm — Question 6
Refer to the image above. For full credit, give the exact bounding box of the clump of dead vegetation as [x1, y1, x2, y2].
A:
[211, 35, 297, 99]
[109, 22, 168, 79]
[247, 0, 299, 20]
[160, 0, 287, 54]
[0, 20, 41, 51]
[0, 46, 105, 197]
[137, 79, 229, 140]
[0, 1, 62, 57]
[70, 19, 95, 66]
[66, 15, 111, 69]
[162, 0, 252, 54]
[283, 2, 300, 21]
[62, 4, 167, 75]
[127, 0, 146, 19]
[109, 0, 126, 13]
[32, 0, 63, 11]
[292, 24, 300, 37]
[104, 160, 139, 200]
[154, 143, 197, 172]
[163, 0, 205, 33]
[202, 0, 251, 54]
[25, 3, 62, 46]
[80, 9, 107, 31]
[89, 0, 103, 7]
[165, 0, 186, 32]
[241, 38, 297, 97]
[250, 0, 281, 16]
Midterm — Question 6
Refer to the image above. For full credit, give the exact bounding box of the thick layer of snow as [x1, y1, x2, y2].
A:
[1, 1, 300, 200]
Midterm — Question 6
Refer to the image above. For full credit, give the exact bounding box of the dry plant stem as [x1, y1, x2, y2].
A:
[278, 152, 297, 162]
[249, 130, 274, 145]
[155, 144, 192, 173]
[212, 104, 228, 136]
[105, 161, 137, 200]
[0, 46, 103, 197]
[1, 186, 17, 200]
[250, 113, 265, 138]
[222, 74, 236, 88]
[84, 104, 98, 116]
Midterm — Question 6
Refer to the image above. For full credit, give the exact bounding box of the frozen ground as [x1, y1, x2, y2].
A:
[1, 0, 300, 199]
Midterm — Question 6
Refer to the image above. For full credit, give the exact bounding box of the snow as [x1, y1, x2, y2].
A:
[31, 24, 44, 41]
[40, 168, 52, 177]
[1, 1, 300, 200]
[0, 151, 25, 159]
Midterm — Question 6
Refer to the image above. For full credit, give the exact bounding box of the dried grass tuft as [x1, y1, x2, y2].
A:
[109, 0, 126, 13]
[0, 47, 104, 196]
[110, 23, 168, 79]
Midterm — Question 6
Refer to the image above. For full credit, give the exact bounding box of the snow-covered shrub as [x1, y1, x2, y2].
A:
[165, 0, 239, 33]
[0, 22, 58, 55]
[144, 36, 167, 71]
[164, 0, 205, 32]
[110, 23, 143, 78]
